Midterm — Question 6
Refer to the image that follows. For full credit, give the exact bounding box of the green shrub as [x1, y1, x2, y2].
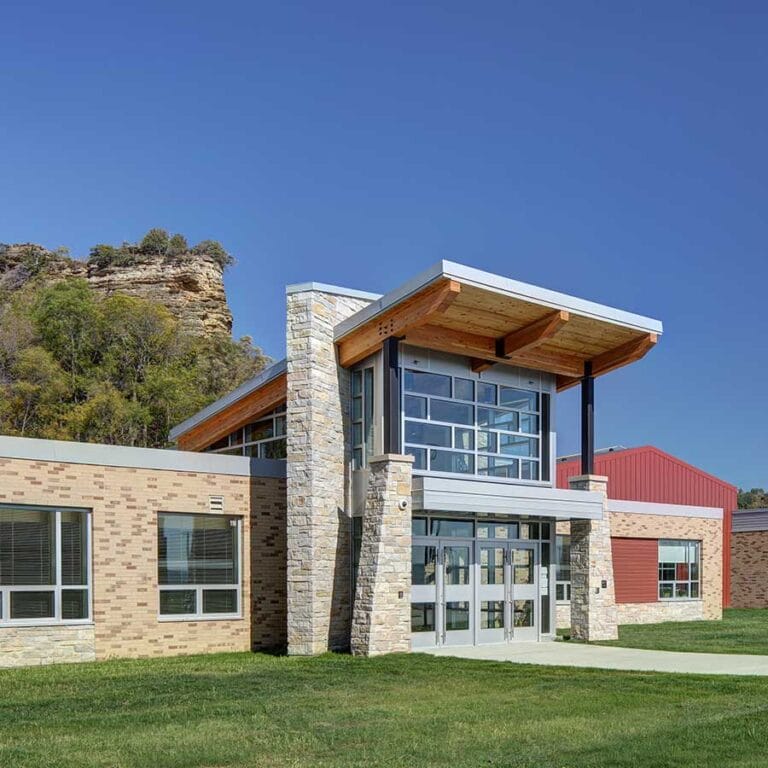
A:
[139, 228, 170, 256]
[167, 233, 189, 256]
[88, 244, 120, 269]
[191, 239, 234, 269]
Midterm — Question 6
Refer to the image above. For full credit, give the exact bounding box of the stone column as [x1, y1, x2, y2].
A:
[286, 286, 373, 655]
[568, 474, 619, 641]
[351, 454, 413, 656]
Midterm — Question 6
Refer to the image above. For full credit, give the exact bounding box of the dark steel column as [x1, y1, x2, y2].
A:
[382, 337, 401, 454]
[581, 360, 595, 475]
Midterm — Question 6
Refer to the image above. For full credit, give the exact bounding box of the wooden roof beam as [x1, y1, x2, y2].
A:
[404, 324, 584, 377]
[496, 310, 570, 359]
[590, 332, 658, 378]
[555, 332, 658, 392]
[336, 279, 461, 367]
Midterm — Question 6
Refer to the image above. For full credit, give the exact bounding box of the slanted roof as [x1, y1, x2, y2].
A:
[557, 445, 738, 495]
[334, 260, 663, 390]
[732, 509, 768, 533]
[169, 359, 287, 450]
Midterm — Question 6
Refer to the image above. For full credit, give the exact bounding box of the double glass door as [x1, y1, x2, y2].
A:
[477, 542, 537, 643]
[411, 539, 539, 648]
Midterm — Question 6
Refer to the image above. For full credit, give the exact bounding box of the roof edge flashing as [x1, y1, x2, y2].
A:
[0, 435, 287, 478]
[286, 282, 381, 301]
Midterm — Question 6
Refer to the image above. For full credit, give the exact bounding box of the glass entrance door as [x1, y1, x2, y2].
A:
[511, 544, 537, 641]
[440, 542, 473, 646]
[476, 541, 538, 643]
[411, 542, 438, 649]
[477, 544, 507, 643]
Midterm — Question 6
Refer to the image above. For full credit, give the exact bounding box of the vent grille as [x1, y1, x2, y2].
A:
[208, 495, 224, 514]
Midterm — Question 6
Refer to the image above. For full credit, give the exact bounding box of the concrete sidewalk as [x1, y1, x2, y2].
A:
[424, 641, 768, 676]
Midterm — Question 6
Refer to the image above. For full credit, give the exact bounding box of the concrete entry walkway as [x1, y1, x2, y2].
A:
[424, 641, 768, 676]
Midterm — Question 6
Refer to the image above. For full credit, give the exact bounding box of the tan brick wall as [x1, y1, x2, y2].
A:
[609, 512, 722, 621]
[0, 457, 287, 663]
[731, 530, 768, 608]
[556, 512, 722, 626]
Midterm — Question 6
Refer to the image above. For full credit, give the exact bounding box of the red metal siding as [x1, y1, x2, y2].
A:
[611, 537, 658, 604]
[558, 446, 736, 606]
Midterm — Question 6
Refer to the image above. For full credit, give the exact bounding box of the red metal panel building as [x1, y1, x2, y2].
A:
[557, 446, 737, 606]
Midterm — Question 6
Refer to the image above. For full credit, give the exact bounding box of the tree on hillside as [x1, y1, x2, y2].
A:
[0, 277, 268, 448]
[738, 488, 768, 509]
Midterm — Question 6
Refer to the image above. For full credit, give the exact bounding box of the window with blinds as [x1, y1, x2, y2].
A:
[157, 512, 241, 619]
[0, 506, 90, 625]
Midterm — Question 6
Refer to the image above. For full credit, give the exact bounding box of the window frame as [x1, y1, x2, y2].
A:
[554, 533, 571, 604]
[157, 512, 243, 622]
[401, 367, 548, 483]
[658, 539, 701, 601]
[0, 504, 92, 628]
[352, 364, 376, 469]
[204, 406, 287, 460]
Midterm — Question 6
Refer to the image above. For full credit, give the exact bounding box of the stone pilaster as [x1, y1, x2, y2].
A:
[351, 455, 413, 656]
[569, 474, 619, 641]
[286, 287, 373, 655]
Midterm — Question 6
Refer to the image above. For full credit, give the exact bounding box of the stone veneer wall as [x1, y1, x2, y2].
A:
[286, 288, 372, 654]
[351, 455, 413, 656]
[731, 531, 768, 608]
[610, 511, 722, 621]
[0, 456, 286, 666]
[568, 476, 619, 641]
[616, 600, 704, 624]
[0, 626, 96, 668]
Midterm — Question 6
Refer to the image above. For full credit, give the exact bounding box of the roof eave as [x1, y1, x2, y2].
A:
[334, 260, 664, 341]
[168, 358, 287, 442]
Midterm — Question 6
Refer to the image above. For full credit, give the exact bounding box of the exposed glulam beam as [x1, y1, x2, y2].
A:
[589, 332, 658, 377]
[404, 324, 584, 377]
[496, 310, 570, 359]
[336, 279, 461, 367]
[555, 332, 659, 392]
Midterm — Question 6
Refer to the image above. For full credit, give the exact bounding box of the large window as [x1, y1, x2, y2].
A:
[0, 505, 90, 625]
[352, 366, 375, 469]
[158, 513, 241, 619]
[658, 540, 700, 600]
[402, 369, 547, 480]
[204, 406, 287, 459]
[555, 534, 571, 602]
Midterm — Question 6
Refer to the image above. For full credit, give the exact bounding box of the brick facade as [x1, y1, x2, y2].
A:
[730, 530, 768, 609]
[610, 511, 722, 621]
[558, 510, 722, 629]
[0, 454, 287, 667]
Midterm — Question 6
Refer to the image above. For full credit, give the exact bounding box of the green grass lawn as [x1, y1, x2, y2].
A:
[3, 652, 768, 768]
[591, 608, 768, 655]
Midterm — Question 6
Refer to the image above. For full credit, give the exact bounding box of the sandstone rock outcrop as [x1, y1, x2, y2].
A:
[0, 243, 233, 336]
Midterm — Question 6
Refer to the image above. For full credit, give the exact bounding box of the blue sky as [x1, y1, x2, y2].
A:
[1, 2, 765, 488]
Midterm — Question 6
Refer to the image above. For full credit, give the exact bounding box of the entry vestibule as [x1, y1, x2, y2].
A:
[411, 515, 554, 648]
